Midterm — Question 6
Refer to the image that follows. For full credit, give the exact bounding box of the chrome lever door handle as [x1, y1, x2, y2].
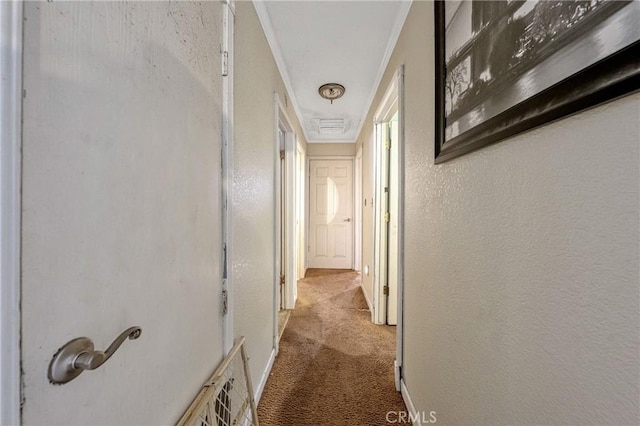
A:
[343, 218, 351, 222]
[48, 326, 142, 384]
[74, 327, 141, 370]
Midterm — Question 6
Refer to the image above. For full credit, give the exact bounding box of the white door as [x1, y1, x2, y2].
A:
[308, 159, 354, 269]
[20, 2, 225, 424]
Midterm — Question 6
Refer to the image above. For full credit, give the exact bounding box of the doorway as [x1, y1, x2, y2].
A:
[307, 158, 354, 269]
[274, 94, 301, 347]
[374, 105, 400, 326]
[372, 67, 405, 391]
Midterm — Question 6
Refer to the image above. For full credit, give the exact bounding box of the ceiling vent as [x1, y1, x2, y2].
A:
[316, 118, 345, 135]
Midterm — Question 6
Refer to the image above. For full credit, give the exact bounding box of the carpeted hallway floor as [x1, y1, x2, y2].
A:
[257, 269, 407, 425]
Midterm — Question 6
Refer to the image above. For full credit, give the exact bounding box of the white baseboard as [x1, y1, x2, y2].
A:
[360, 281, 373, 313]
[401, 379, 421, 426]
[254, 348, 276, 403]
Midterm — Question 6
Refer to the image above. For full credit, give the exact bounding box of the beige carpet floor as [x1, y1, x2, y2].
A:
[257, 269, 406, 425]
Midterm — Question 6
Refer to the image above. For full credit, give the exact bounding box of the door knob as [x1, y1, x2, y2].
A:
[48, 326, 142, 384]
[343, 218, 351, 222]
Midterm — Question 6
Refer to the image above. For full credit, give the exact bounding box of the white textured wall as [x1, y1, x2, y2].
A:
[233, 1, 306, 394]
[306, 143, 357, 157]
[361, 2, 640, 424]
[21, 2, 224, 424]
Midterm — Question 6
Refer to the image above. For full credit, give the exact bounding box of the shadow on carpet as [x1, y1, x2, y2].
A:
[257, 269, 406, 425]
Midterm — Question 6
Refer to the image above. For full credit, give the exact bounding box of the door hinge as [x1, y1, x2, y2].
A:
[222, 289, 228, 315]
[280, 275, 285, 286]
[385, 139, 391, 149]
[280, 150, 285, 160]
[222, 50, 229, 76]
[383, 285, 389, 296]
[384, 212, 390, 222]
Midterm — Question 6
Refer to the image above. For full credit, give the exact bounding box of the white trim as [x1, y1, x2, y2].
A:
[395, 65, 406, 390]
[253, 1, 310, 144]
[354, 147, 363, 272]
[254, 0, 412, 144]
[295, 141, 307, 282]
[275, 92, 295, 135]
[284, 132, 296, 309]
[401, 379, 422, 426]
[307, 155, 354, 160]
[372, 120, 387, 325]
[254, 347, 276, 403]
[352, 0, 412, 143]
[274, 93, 297, 355]
[274, 94, 283, 354]
[0, 1, 23, 424]
[304, 152, 310, 273]
[372, 68, 404, 327]
[374, 67, 403, 122]
[276, 94, 297, 310]
[221, 0, 235, 356]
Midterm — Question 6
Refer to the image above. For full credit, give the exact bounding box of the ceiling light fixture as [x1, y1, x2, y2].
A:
[318, 83, 345, 104]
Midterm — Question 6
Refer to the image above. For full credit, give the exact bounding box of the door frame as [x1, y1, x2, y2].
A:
[273, 93, 297, 352]
[372, 66, 405, 390]
[0, 1, 23, 423]
[354, 147, 363, 272]
[221, 0, 235, 355]
[295, 141, 307, 281]
[283, 132, 297, 310]
[372, 118, 389, 326]
[373, 84, 399, 326]
[306, 155, 356, 270]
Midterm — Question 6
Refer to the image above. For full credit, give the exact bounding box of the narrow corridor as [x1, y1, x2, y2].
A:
[257, 269, 406, 425]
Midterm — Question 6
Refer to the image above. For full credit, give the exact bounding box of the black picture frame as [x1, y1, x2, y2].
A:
[435, 0, 640, 163]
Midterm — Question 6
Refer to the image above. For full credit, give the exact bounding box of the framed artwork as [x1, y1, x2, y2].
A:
[435, 0, 640, 163]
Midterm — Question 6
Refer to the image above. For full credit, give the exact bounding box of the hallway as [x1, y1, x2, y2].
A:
[2, 1, 638, 424]
[258, 270, 406, 425]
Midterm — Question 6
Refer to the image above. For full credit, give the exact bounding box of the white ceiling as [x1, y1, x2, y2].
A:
[254, 1, 412, 143]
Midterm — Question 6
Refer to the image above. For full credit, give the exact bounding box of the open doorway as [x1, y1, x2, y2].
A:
[373, 97, 400, 326]
[274, 94, 302, 347]
[372, 67, 405, 391]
